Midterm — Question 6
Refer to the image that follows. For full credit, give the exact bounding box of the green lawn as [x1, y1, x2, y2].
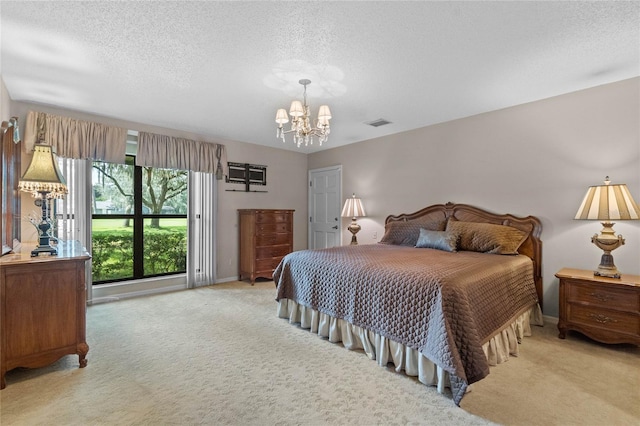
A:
[92, 218, 187, 230]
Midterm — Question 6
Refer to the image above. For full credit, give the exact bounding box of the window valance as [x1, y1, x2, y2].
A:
[137, 131, 227, 177]
[24, 111, 127, 163]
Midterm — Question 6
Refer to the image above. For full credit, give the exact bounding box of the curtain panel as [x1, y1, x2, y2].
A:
[24, 111, 127, 163]
[55, 158, 94, 303]
[137, 131, 227, 176]
[187, 172, 217, 288]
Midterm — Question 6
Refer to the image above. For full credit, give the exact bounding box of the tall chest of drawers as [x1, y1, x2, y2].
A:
[238, 209, 294, 284]
[556, 267, 640, 346]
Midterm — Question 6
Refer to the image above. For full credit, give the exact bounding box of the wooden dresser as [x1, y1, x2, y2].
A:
[556, 267, 640, 346]
[0, 241, 91, 389]
[238, 209, 294, 284]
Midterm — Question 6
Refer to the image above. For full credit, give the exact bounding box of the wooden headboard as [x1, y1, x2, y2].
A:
[385, 202, 543, 309]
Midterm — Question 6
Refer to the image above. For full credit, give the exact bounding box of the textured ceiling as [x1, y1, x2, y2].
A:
[1, 1, 638, 153]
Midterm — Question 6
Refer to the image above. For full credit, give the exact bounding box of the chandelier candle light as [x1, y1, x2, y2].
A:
[341, 194, 366, 245]
[275, 79, 332, 147]
[574, 176, 640, 278]
[18, 143, 68, 256]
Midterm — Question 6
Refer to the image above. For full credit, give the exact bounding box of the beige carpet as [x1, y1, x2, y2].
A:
[1, 280, 638, 425]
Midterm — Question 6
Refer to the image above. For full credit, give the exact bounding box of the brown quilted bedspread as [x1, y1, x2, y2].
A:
[274, 244, 538, 404]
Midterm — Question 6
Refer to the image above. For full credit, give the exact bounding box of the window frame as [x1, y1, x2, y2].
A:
[91, 155, 188, 284]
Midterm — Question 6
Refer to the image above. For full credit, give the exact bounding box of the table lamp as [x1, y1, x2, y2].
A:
[574, 176, 640, 278]
[18, 143, 68, 256]
[341, 194, 366, 245]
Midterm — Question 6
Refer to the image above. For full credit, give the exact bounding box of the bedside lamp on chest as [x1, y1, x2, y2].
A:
[574, 176, 640, 278]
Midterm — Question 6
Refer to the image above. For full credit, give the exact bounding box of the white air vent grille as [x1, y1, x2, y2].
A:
[366, 119, 392, 127]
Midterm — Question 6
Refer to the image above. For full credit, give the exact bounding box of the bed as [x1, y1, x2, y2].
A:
[274, 202, 544, 405]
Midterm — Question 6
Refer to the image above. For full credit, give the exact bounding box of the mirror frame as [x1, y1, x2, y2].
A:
[1, 126, 20, 255]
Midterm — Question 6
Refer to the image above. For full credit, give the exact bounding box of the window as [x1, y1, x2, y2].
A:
[91, 156, 188, 283]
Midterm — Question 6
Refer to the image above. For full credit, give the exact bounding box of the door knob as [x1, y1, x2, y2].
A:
[332, 225, 339, 229]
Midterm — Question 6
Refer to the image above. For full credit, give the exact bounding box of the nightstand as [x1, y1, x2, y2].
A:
[556, 268, 640, 346]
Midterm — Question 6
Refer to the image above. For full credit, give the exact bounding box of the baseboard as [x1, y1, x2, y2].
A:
[90, 284, 187, 304]
[543, 314, 558, 325]
[91, 274, 188, 304]
[216, 276, 240, 283]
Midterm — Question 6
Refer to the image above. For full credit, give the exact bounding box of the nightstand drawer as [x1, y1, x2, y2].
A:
[567, 304, 639, 336]
[567, 281, 640, 312]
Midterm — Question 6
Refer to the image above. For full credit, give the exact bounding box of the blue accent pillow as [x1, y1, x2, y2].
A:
[415, 228, 458, 252]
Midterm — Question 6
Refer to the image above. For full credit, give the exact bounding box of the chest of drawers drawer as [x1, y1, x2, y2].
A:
[256, 212, 290, 224]
[255, 244, 291, 259]
[256, 222, 291, 234]
[256, 232, 291, 246]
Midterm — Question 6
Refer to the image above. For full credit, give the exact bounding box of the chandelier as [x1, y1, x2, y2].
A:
[275, 79, 332, 147]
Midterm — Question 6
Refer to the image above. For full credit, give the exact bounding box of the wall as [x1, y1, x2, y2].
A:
[10, 101, 308, 281]
[8, 78, 639, 314]
[309, 77, 640, 318]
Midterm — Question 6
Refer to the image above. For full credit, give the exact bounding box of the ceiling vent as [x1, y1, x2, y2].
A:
[366, 118, 392, 127]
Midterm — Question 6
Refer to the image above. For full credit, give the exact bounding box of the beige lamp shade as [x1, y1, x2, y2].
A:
[575, 180, 640, 220]
[289, 100, 304, 117]
[18, 144, 68, 198]
[275, 108, 289, 124]
[341, 194, 366, 219]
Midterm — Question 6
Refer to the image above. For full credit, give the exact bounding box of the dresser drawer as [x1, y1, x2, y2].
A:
[256, 244, 291, 259]
[256, 232, 291, 246]
[255, 257, 284, 273]
[567, 304, 639, 336]
[256, 212, 291, 224]
[567, 281, 640, 312]
[257, 222, 291, 233]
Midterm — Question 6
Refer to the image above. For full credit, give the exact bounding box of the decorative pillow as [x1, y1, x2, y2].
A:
[445, 220, 527, 255]
[379, 219, 446, 246]
[415, 228, 458, 252]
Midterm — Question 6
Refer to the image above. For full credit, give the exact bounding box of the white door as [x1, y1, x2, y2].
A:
[308, 166, 342, 249]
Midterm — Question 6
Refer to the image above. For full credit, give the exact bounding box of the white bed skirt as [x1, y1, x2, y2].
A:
[277, 299, 544, 394]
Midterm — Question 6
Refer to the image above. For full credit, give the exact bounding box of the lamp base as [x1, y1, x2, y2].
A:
[594, 253, 621, 279]
[31, 244, 58, 257]
[348, 220, 361, 245]
[590, 225, 625, 279]
[594, 271, 621, 279]
[31, 194, 57, 257]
